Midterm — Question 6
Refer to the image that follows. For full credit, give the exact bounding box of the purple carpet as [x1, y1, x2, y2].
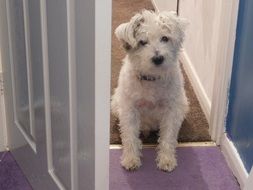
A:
[110, 147, 241, 190]
[0, 152, 32, 190]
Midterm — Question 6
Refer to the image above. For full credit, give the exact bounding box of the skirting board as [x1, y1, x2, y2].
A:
[220, 133, 248, 188]
[180, 50, 211, 123]
[244, 168, 253, 190]
[110, 141, 216, 149]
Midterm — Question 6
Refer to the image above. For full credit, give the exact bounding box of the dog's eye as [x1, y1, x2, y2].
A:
[138, 40, 148, 46]
[161, 36, 169, 43]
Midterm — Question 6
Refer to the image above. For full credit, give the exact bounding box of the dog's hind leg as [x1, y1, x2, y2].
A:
[119, 108, 142, 170]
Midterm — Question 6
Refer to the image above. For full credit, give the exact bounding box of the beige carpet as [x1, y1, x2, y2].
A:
[110, 0, 211, 144]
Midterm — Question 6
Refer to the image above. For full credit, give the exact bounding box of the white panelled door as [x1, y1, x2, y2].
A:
[1, 0, 111, 189]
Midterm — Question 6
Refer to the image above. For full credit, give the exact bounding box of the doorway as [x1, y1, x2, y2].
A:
[110, 0, 211, 145]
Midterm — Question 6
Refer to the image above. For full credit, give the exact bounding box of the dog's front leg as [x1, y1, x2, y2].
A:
[156, 112, 184, 172]
[119, 107, 142, 170]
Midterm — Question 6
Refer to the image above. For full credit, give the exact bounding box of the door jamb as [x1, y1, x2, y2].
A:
[209, 0, 240, 144]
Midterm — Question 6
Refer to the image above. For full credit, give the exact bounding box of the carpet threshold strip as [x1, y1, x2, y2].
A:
[110, 141, 216, 149]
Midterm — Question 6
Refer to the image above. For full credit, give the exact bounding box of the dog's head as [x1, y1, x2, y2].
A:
[115, 10, 188, 74]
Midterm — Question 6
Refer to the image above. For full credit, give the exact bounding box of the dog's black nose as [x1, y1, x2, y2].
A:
[152, 55, 164, 65]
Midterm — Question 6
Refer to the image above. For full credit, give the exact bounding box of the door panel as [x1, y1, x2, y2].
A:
[9, 0, 34, 144]
[28, 0, 45, 146]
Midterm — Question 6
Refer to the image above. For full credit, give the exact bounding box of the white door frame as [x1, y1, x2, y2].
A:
[94, 0, 111, 189]
[209, 0, 239, 145]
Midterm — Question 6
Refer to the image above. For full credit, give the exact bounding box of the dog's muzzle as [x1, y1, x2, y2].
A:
[152, 55, 164, 65]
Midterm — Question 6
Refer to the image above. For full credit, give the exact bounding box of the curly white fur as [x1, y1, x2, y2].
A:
[111, 10, 189, 171]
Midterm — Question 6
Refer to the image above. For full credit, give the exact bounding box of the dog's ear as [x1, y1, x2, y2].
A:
[158, 11, 189, 49]
[115, 23, 135, 51]
[115, 12, 145, 51]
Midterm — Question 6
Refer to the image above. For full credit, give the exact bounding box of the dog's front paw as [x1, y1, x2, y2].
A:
[156, 153, 177, 172]
[121, 154, 141, 170]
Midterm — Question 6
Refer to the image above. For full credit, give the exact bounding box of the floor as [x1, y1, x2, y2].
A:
[0, 152, 32, 190]
[110, 146, 241, 190]
[0, 147, 240, 190]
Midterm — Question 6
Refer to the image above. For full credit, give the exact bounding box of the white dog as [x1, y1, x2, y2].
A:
[111, 10, 189, 172]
